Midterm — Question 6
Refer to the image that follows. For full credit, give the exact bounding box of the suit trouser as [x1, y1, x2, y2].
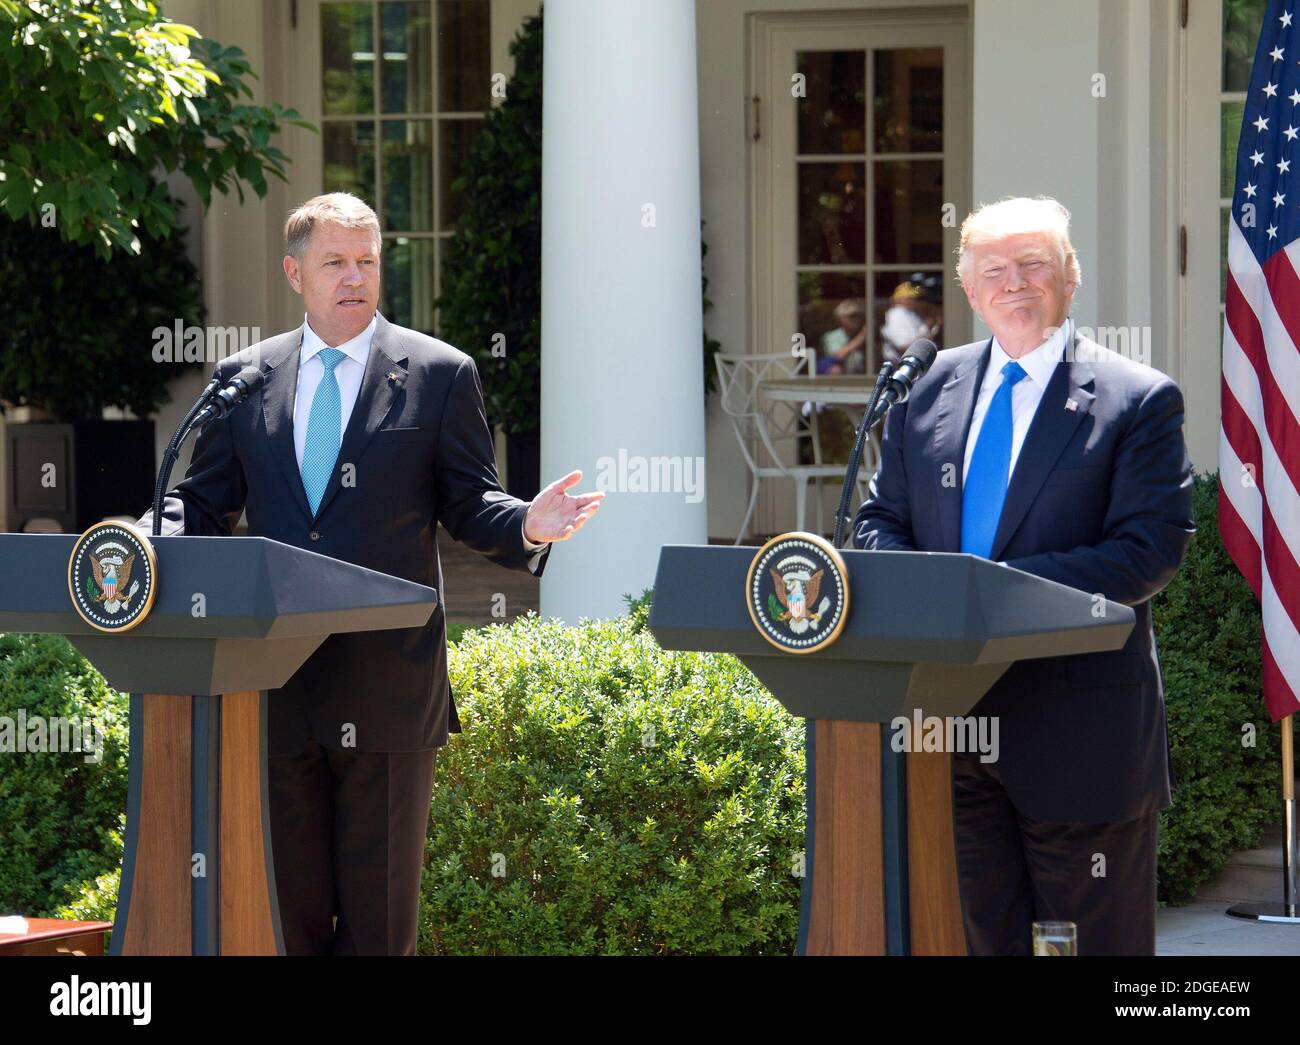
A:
[267, 738, 439, 956]
[952, 749, 1158, 956]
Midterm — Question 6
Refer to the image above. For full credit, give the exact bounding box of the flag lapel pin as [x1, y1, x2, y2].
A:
[1065, 398, 1079, 412]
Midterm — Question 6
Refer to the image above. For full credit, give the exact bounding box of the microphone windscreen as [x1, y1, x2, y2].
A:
[231, 365, 265, 392]
[905, 338, 938, 370]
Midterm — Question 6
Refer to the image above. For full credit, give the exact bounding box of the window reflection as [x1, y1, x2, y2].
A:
[322, 2, 374, 115]
[382, 1, 433, 113]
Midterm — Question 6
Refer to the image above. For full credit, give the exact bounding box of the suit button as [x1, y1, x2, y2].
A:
[309, 531, 321, 541]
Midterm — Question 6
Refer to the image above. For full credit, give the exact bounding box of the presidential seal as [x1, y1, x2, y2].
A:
[745, 531, 850, 654]
[67, 521, 158, 633]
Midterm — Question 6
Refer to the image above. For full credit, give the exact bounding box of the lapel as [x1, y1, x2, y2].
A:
[312, 312, 408, 520]
[260, 312, 410, 524]
[931, 340, 992, 552]
[987, 330, 1096, 560]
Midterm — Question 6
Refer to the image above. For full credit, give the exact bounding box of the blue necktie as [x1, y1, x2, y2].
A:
[301, 347, 346, 516]
[960, 360, 1028, 559]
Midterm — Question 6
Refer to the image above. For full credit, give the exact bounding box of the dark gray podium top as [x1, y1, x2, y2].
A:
[0, 534, 438, 695]
[649, 546, 1136, 722]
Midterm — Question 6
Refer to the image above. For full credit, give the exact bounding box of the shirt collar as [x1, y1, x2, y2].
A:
[989, 316, 1069, 389]
[300, 311, 378, 369]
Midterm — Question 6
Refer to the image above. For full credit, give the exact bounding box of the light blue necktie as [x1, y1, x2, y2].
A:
[301, 347, 346, 517]
[960, 360, 1029, 559]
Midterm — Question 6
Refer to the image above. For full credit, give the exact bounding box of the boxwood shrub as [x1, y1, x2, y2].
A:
[0, 633, 128, 916]
[419, 598, 806, 954]
[1154, 472, 1279, 904]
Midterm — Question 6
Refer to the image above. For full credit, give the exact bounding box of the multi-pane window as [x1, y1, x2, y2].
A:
[795, 47, 945, 375]
[321, 0, 491, 331]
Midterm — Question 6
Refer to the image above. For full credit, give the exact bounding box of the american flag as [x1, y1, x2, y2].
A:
[1222, 0, 1300, 721]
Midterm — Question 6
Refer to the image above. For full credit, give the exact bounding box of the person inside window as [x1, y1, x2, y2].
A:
[817, 298, 867, 375]
[880, 274, 943, 367]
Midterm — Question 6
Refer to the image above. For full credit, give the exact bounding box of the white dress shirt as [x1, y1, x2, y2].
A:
[961, 317, 1070, 486]
[293, 312, 545, 550]
[293, 312, 377, 471]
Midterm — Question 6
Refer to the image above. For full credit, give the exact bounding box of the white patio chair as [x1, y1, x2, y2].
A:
[715, 350, 880, 544]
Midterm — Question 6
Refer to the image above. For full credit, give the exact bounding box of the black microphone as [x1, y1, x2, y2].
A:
[150, 365, 265, 537]
[870, 338, 938, 421]
[192, 366, 265, 426]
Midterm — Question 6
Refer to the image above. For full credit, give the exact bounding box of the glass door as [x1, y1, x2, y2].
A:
[753, 13, 969, 380]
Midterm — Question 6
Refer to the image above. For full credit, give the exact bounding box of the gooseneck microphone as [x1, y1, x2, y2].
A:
[830, 338, 939, 549]
[150, 366, 265, 537]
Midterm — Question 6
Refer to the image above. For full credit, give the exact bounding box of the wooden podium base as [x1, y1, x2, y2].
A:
[799, 720, 967, 955]
[112, 691, 284, 955]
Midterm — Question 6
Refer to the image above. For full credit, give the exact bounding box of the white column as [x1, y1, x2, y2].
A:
[540, 0, 707, 623]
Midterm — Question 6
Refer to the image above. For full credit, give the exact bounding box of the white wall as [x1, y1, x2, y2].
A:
[970, 0, 1180, 382]
[971, 1, 1103, 330]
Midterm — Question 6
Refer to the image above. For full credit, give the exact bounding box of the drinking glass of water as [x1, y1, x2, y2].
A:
[1032, 921, 1077, 955]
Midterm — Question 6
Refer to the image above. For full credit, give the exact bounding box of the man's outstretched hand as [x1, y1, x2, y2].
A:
[523, 470, 606, 543]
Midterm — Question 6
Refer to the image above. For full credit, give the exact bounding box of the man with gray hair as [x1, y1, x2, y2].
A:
[854, 196, 1194, 955]
[140, 192, 604, 955]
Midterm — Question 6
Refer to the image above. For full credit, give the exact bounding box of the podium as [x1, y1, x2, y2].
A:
[648, 545, 1135, 955]
[0, 533, 437, 955]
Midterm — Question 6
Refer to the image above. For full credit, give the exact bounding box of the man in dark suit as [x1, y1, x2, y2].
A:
[853, 196, 1194, 955]
[138, 192, 603, 955]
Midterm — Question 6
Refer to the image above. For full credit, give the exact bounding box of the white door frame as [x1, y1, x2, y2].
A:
[747, 6, 971, 534]
[1179, 0, 1228, 472]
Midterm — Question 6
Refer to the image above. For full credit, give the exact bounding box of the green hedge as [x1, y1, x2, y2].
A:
[1153, 472, 1279, 904]
[0, 633, 128, 916]
[419, 596, 806, 954]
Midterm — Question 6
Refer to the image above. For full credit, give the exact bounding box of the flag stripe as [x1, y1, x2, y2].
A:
[1219, 434, 1300, 720]
[1220, 381, 1300, 638]
[1219, 470, 1262, 597]
[1263, 635, 1300, 722]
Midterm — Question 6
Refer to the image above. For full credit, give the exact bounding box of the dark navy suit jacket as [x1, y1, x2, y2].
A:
[853, 330, 1194, 822]
[138, 312, 548, 756]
